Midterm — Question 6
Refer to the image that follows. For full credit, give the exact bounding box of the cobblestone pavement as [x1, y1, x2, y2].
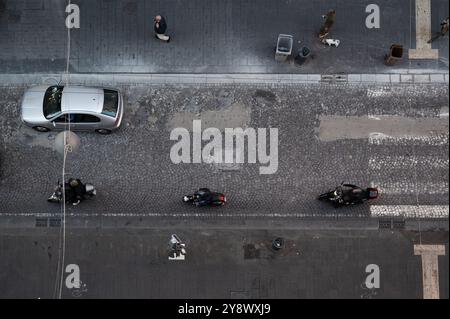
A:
[0, 83, 448, 222]
[0, 228, 448, 298]
[0, 0, 448, 74]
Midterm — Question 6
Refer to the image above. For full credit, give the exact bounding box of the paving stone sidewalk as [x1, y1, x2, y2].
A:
[0, 0, 448, 74]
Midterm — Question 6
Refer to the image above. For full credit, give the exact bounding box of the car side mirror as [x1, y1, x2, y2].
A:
[52, 121, 56, 127]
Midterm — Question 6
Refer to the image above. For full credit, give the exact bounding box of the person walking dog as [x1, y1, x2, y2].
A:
[428, 17, 449, 43]
[154, 15, 170, 42]
[319, 9, 336, 39]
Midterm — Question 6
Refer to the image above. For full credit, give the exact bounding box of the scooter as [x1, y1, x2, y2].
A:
[318, 182, 378, 207]
[47, 180, 97, 204]
[183, 188, 226, 207]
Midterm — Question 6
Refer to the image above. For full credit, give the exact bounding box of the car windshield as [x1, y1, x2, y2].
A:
[102, 89, 119, 117]
[43, 86, 64, 119]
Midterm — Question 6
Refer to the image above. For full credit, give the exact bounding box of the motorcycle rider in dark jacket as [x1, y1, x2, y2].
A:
[193, 188, 213, 206]
[66, 178, 86, 206]
[334, 184, 377, 206]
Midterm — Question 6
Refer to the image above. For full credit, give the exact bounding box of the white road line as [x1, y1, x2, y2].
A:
[369, 133, 449, 146]
[414, 245, 446, 299]
[2, 207, 449, 219]
[366, 88, 393, 97]
[440, 107, 449, 118]
[409, 0, 439, 59]
[371, 181, 448, 195]
[369, 156, 449, 170]
[370, 205, 449, 218]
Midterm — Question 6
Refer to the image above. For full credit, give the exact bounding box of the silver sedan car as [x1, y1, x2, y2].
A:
[21, 85, 124, 134]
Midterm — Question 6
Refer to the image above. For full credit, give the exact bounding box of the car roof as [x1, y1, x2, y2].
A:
[61, 86, 104, 114]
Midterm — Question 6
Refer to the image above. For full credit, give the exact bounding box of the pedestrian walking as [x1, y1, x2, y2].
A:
[319, 9, 336, 39]
[154, 15, 170, 42]
[440, 17, 449, 36]
[427, 17, 449, 43]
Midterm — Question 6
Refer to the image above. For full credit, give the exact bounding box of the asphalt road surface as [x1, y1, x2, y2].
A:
[0, 83, 448, 224]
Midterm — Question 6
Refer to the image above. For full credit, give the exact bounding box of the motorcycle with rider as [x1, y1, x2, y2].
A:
[318, 183, 379, 208]
[183, 188, 226, 207]
[48, 178, 96, 206]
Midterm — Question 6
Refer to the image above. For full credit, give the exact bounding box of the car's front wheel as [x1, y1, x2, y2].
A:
[33, 126, 50, 132]
[95, 129, 111, 135]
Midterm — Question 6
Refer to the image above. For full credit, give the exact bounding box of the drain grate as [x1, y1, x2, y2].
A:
[378, 218, 406, 229]
[35, 217, 62, 227]
[334, 74, 348, 82]
[321, 74, 348, 83]
[321, 74, 334, 82]
[392, 219, 405, 229]
[378, 219, 392, 229]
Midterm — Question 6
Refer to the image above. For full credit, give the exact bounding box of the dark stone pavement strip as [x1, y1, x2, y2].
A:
[0, 84, 448, 220]
[0, 0, 448, 74]
[0, 228, 447, 298]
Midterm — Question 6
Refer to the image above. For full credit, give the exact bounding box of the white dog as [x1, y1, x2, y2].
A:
[322, 38, 340, 47]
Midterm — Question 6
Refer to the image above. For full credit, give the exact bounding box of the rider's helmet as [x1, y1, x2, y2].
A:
[69, 178, 80, 188]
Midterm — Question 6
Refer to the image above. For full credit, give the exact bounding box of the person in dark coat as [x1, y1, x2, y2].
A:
[319, 9, 336, 39]
[154, 15, 170, 42]
[66, 178, 85, 206]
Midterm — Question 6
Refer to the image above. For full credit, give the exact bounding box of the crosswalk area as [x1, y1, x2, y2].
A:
[368, 130, 449, 219]
[371, 205, 449, 218]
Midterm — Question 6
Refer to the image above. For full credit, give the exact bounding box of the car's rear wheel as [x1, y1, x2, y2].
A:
[33, 126, 50, 132]
[95, 129, 111, 135]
